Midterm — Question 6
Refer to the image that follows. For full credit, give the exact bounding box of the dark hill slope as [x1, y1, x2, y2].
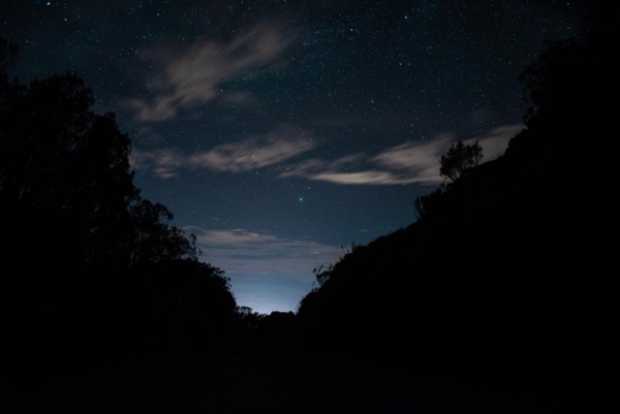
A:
[297, 24, 617, 404]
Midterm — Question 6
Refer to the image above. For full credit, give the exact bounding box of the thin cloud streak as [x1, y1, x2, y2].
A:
[132, 124, 522, 182]
[280, 134, 453, 185]
[131, 148, 185, 179]
[186, 227, 344, 281]
[281, 124, 523, 186]
[464, 124, 524, 160]
[189, 126, 314, 173]
[312, 170, 432, 185]
[133, 126, 315, 178]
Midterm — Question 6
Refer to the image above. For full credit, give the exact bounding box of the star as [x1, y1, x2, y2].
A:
[1, 0, 582, 315]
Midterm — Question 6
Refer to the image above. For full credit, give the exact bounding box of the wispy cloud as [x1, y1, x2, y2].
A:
[127, 22, 293, 122]
[312, 170, 421, 185]
[132, 124, 522, 182]
[464, 124, 523, 160]
[188, 126, 314, 173]
[186, 226, 343, 283]
[133, 125, 315, 178]
[280, 134, 452, 185]
[281, 124, 523, 186]
[193, 228, 278, 248]
[131, 148, 185, 179]
[184, 227, 345, 313]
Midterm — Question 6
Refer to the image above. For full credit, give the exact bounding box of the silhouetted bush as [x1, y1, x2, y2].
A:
[0, 59, 237, 381]
[298, 10, 617, 406]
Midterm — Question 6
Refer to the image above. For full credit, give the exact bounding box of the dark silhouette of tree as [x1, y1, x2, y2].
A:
[128, 199, 197, 266]
[439, 140, 482, 182]
[4, 2, 617, 410]
[414, 186, 445, 220]
[237, 306, 254, 315]
[1, 74, 139, 275]
[135, 259, 236, 351]
[0, 67, 236, 382]
[0, 37, 17, 78]
[298, 8, 616, 410]
[312, 264, 333, 286]
[415, 140, 482, 220]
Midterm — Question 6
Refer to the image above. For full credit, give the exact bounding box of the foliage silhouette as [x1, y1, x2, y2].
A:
[0, 61, 236, 384]
[2, 2, 616, 409]
[298, 7, 617, 409]
[439, 140, 483, 182]
[1, 38, 17, 80]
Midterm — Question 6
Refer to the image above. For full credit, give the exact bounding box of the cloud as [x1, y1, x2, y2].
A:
[127, 22, 293, 122]
[281, 134, 452, 185]
[218, 91, 259, 107]
[133, 125, 315, 178]
[130, 148, 185, 179]
[311, 170, 430, 185]
[133, 123, 523, 183]
[187, 227, 343, 276]
[281, 124, 523, 186]
[464, 124, 524, 160]
[188, 126, 315, 173]
[193, 228, 278, 248]
[370, 134, 454, 184]
[184, 227, 345, 313]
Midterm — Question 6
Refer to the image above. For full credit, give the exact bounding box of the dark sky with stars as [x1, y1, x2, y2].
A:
[2, 0, 580, 313]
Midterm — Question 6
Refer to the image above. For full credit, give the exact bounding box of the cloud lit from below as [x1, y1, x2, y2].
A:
[186, 227, 345, 313]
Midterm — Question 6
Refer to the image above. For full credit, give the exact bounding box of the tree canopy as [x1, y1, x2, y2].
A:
[0, 51, 236, 374]
[439, 140, 483, 182]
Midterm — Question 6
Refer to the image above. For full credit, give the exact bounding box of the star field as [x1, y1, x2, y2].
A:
[2, 0, 580, 313]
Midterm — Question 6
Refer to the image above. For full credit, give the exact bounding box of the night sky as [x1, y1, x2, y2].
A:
[2, 0, 579, 313]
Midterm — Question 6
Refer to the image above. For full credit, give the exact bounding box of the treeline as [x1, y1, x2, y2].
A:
[298, 3, 616, 407]
[1, 2, 616, 409]
[0, 49, 237, 382]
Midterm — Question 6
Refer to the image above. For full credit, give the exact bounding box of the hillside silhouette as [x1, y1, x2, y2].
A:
[0, 60, 237, 380]
[1, 2, 616, 412]
[298, 4, 615, 409]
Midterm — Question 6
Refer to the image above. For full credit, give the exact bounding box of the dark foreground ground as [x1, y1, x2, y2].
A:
[2, 344, 560, 413]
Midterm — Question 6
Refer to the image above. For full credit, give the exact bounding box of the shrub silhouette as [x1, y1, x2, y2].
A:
[439, 140, 482, 182]
[2, 2, 616, 408]
[0, 62, 236, 379]
[298, 8, 617, 406]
